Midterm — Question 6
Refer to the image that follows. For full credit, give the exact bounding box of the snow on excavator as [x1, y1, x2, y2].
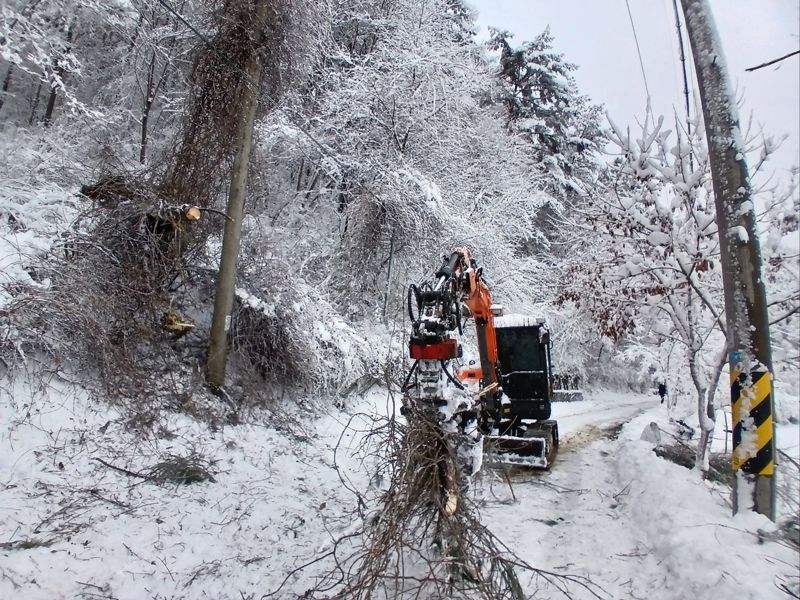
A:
[403, 247, 559, 469]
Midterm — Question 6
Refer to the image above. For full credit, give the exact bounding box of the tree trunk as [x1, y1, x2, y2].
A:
[140, 51, 157, 163]
[687, 282, 715, 474]
[206, 2, 268, 387]
[42, 85, 58, 126]
[0, 64, 13, 112]
[382, 229, 395, 324]
[43, 18, 76, 127]
[28, 83, 41, 125]
[691, 358, 714, 474]
[140, 15, 176, 163]
[697, 348, 727, 467]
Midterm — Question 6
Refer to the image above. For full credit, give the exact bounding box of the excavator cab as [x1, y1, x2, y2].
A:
[483, 315, 559, 469]
[494, 317, 553, 420]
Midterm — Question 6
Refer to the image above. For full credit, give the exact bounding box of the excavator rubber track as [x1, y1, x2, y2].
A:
[483, 420, 558, 469]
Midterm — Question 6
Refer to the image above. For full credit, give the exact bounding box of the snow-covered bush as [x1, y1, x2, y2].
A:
[1, 184, 213, 414]
[232, 224, 393, 396]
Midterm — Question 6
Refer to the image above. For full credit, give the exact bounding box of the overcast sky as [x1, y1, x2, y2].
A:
[468, 0, 800, 183]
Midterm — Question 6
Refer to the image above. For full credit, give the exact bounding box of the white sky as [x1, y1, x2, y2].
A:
[468, 0, 800, 182]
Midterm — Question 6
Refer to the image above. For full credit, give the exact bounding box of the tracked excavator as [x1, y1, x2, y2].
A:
[404, 247, 559, 469]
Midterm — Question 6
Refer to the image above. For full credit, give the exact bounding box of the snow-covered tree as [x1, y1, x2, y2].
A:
[486, 27, 605, 255]
[255, 0, 560, 320]
[488, 28, 605, 191]
[0, 0, 137, 124]
[560, 109, 798, 472]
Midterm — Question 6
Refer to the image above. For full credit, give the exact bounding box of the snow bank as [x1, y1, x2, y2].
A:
[2, 376, 796, 600]
[614, 437, 785, 598]
[0, 373, 382, 599]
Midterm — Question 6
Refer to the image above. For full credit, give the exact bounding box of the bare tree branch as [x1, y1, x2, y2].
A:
[745, 50, 800, 72]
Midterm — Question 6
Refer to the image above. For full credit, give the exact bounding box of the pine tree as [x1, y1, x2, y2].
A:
[443, 0, 477, 44]
[488, 27, 605, 198]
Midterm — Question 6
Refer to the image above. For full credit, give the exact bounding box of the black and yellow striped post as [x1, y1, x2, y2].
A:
[730, 351, 775, 518]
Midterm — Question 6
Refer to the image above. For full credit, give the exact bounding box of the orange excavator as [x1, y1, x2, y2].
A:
[404, 247, 559, 469]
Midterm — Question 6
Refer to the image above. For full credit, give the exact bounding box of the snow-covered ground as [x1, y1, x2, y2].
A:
[1, 377, 797, 599]
[483, 392, 799, 599]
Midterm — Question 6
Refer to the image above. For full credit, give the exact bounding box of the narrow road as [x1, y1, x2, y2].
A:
[478, 392, 668, 600]
[477, 391, 796, 600]
[553, 392, 656, 453]
[554, 392, 656, 435]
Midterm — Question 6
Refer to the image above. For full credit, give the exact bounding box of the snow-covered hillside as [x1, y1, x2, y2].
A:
[2, 378, 797, 599]
[2, 1, 798, 598]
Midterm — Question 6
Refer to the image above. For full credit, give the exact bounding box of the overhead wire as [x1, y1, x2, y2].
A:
[670, 0, 695, 172]
[624, 0, 653, 127]
[660, 0, 683, 108]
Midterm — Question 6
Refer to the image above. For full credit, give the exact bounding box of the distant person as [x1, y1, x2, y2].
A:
[658, 382, 668, 404]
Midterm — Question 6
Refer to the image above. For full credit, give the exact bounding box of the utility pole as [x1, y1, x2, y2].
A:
[670, 0, 694, 172]
[206, 3, 267, 388]
[680, 0, 776, 520]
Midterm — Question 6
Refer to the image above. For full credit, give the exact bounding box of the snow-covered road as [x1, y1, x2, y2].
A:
[552, 391, 655, 447]
[481, 392, 669, 599]
[480, 392, 796, 600]
[555, 393, 653, 428]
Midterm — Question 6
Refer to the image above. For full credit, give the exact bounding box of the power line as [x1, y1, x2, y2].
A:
[671, 0, 694, 172]
[746, 50, 800, 72]
[624, 0, 652, 105]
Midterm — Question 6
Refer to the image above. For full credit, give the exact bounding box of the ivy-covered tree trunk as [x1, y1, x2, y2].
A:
[206, 0, 267, 387]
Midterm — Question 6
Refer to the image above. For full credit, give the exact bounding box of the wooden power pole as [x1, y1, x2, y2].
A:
[206, 4, 267, 388]
[680, 0, 776, 520]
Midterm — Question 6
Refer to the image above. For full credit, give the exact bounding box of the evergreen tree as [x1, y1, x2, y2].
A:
[443, 0, 477, 44]
[488, 27, 605, 199]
